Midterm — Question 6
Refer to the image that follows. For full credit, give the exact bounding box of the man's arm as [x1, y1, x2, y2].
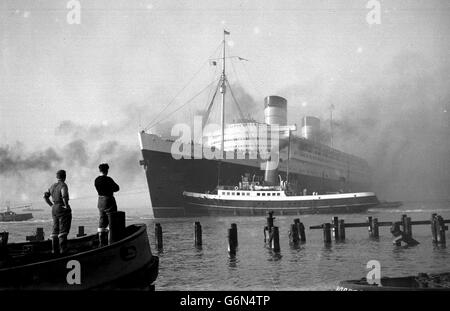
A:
[61, 184, 70, 209]
[43, 191, 53, 207]
[110, 178, 120, 193]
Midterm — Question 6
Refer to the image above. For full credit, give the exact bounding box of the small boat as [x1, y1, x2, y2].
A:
[337, 273, 450, 291]
[183, 174, 380, 216]
[0, 210, 33, 222]
[0, 224, 159, 290]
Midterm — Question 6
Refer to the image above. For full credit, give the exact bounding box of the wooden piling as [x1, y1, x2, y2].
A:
[372, 218, 379, 238]
[367, 216, 373, 237]
[290, 223, 299, 244]
[405, 217, 412, 239]
[35, 228, 44, 241]
[231, 223, 238, 247]
[76, 226, 86, 237]
[436, 216, 447, 245]
[108, 211, 126, 244]
[431, 213, 438, 243]
[0, 232, 8, 258]
[338, 219, 346, 241]
[401, 214, 408, 234]
[293, 218, 306, 242]
[267, 211, 275, 230]
[323, 223, 332, 244]
[194, 221, 202, 247]
[271, 226, 280, 252]
[155, 223, 163, 250]
[228, 224, 238, 255]
[390, 222, 402, 246]
[332, 216, 339, 241]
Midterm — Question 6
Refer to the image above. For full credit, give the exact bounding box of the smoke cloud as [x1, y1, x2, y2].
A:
[282, 50, 450, 201]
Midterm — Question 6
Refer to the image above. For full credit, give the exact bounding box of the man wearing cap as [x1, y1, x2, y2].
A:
[94, 163, 120, 246]
[44, 169, 72, 255]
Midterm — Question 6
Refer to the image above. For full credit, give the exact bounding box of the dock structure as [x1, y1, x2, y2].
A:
[309, 213, 449, 246]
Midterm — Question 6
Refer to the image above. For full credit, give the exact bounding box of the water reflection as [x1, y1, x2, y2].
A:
[228, 254, 238, 268]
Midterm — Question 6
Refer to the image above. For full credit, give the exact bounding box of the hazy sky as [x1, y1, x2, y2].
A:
[1, 0, 449, 203]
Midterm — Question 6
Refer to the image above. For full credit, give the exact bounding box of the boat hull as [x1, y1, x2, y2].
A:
[0, 224, 158, 290]
[183, 193, 380, 216]
[0, 213, 33, 222]
[337, 273, 450, 291]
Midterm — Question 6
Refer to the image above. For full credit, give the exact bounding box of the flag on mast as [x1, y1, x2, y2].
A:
[224, 29, 230, 35]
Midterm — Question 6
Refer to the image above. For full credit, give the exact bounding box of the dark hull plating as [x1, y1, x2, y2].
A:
[141, 149, 373, 218]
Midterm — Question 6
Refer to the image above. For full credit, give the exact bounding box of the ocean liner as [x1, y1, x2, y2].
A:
[139, 31, 377, 218]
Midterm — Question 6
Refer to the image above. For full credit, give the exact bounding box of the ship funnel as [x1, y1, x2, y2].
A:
[263, 96, 287, 185]
[301, 116, 320, 141]
[264, 96, 287, 126]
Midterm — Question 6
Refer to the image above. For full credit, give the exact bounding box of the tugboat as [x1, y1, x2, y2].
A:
[0, 218, 159, 290]
[183, 174, 380, 216]
[337, 272, 450, 291]
[0, 204, 33, 222]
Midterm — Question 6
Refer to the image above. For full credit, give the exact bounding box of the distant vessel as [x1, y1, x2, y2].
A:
[139, 31, 377, 217]
[0, 203, 33, 222]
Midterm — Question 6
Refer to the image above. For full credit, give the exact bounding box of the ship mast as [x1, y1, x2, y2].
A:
[220, 30, 228, 156]
[217, 30, 229, 187]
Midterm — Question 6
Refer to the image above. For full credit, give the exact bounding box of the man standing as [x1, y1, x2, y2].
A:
[95, 163, 120, 246]
[44, 169, 72, 255]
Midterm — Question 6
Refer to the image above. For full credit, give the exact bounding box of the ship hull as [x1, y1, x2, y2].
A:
[141, 147, 373, 218]
[0, 213, 33, 222]
[183, 192, 379, 216]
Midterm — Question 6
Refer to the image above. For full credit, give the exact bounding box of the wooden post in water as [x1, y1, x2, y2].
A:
[155, 223, 163, 250]
[36, 227, 44, 241]
[391, 222, 402, 246]
[332, 216, 339, 241]
[76, 226, 86, 237]
[431, 213, 438, 243]
[264, 211, 275, 242]
[231, 223, 238, 247]
[405, 217, 412, 239]
[436, 215, 447, 245]
[367, 216, 373, 237]
[372, 218, 379, 238]
[323, 223, 332, 244]
[271, 226, 280, 252]
[0, 232, 8, 259]
[338, 219, 346, 241]
[228, 224, 238, 255]
[294, 219, 306, 242]
[289, 223, 299, 244]
[108, 211, 126, 244]
[401, 214, 408, 235]
[194, 222, 202, 247]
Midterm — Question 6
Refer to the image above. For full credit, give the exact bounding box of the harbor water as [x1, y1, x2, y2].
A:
[2, 195, 450, 291]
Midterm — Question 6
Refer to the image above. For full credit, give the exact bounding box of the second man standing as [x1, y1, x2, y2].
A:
[95, 163, 120, 246]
